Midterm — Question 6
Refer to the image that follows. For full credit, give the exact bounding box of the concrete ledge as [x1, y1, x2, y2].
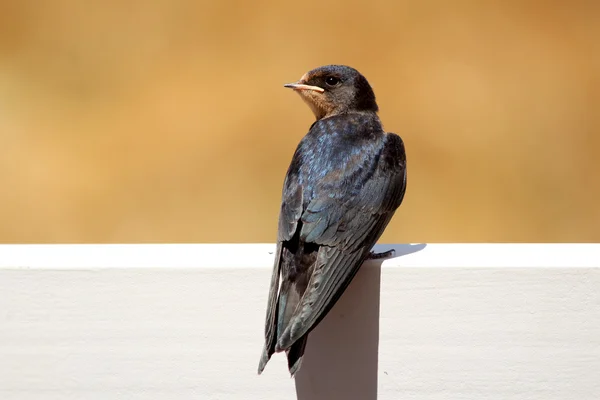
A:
[1, 244, 599, 399]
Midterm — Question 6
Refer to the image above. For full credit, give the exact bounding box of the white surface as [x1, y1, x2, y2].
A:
[1, 243, 599, 268]
[0, 244, 599, 399]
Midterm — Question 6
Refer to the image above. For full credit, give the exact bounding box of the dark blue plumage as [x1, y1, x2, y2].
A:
[259, 65, 407, 376]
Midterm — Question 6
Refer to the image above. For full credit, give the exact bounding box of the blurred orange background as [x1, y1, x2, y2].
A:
[0, 1, 598, 243]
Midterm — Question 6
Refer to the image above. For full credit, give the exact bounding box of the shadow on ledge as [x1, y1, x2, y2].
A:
[294, 243, 426, 400]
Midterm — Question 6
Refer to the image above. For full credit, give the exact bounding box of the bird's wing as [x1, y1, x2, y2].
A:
[276, 133, 407, 350]
[259, 167, 304, 374]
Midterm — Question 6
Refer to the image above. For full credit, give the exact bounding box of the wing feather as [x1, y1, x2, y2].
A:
[261, 130, 406, 373]
[276, 133, 406, 350]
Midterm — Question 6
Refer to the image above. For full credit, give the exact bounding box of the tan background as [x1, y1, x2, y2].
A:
[0, 1, 598, 243]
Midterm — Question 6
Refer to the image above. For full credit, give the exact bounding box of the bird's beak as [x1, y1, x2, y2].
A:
[284, 82, 325, 93]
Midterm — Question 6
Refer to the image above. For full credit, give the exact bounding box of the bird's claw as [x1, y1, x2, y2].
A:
[368, 249, 395, 259]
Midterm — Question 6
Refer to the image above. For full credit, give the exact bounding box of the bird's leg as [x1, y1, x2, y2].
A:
[368, 249, 395, 259]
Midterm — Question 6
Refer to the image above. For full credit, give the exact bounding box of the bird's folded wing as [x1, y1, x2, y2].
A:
[277, 136, 406, 349]
[259, 173, 304, 373]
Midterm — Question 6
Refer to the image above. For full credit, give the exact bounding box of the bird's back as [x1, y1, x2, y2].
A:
[259, 111, 406, 375]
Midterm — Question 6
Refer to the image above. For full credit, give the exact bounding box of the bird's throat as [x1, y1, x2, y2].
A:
[298, 93, 330, 120]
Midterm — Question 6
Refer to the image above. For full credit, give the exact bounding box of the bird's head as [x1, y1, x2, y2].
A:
[284, 65, 378, 120]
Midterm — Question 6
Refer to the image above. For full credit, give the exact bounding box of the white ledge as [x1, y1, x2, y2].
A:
[0, 243, 599, 268]
[1, 243, 599, 399]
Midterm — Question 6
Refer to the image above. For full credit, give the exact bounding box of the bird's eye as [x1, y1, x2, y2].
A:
[325, 76, 340, 86]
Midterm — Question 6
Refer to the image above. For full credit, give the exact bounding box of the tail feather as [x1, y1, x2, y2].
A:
[258, 344, 273, 375]
[286, 334, 308, 376]
[259, 239, 316, 376]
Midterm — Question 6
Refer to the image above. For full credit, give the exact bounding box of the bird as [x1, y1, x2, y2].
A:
[258, 65, 407, 376]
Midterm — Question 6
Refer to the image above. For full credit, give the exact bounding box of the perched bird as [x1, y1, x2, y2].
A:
[258, 65, 407, 376]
